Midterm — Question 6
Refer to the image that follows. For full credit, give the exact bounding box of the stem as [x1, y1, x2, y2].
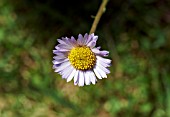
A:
[89, 0, 109, 34]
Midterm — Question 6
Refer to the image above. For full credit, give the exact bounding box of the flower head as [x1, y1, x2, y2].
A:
[53, 33, 111, 86]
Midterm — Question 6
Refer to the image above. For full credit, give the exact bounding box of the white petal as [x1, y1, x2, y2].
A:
[74, 70, 79, 85]
[84, 71, 91, 85]
[87, 41, 96, 48]
[97, 46, 101, 49]
[78, 71, 84, 86]
[96, 60, 110, 74]
[93, 66, 102, 79]
[67, 69, 77, 82]
[96, 56, 111, 64]
[89, 71, 96, 84]
[62, 65, 74, 79]
[55, 61, 71, 72]
[95, 65, 107, 78]
[92, 36, 98, 41]
[92, 48, 99, 53]
[96, 59, 110, 67]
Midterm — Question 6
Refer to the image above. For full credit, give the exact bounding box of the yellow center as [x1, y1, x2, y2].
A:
[68, 46, 96, 70]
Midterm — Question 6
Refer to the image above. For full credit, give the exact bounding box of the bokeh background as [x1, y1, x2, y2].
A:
[0, 0, 170, 117]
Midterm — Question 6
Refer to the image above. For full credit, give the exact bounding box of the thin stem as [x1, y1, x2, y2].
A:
[89, 0, 109, 34]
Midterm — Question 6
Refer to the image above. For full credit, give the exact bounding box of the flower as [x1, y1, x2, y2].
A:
[53, 33, 111, 86]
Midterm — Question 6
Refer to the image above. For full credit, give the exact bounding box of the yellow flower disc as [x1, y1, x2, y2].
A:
[68, 46, 96, 70]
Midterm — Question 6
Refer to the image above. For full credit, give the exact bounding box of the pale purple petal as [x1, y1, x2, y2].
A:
[57, 38, 74, 48]
[53, 55, 66, 60]
[53, 50, 58, 54]
[85, 33, 94, 45]
[57, 39, 67, 44]
[87, 36, 98, 48]
[57, 44, 72, 50]
[67, 37, 77, 47]
[83, 33, 89, 44]
[84, 33, 88, 38]
[53, 64, 58, 69]
[77, 34, 84, 45]
[53, 51, 67, 56]
[92, 36, 98, 42]
[100, 51, 109, 56]
[52, 58, 69, 64]
[70, 36, 77, 46]
[71, 36, 76, 43]
[61, 37, 74, 47]
[92, 48, 109, 56]
[55, 46, 60, 50]
[56, 49, 70, 52]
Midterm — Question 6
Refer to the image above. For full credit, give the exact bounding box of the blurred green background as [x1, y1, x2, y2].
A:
[0, 0, 170, 117]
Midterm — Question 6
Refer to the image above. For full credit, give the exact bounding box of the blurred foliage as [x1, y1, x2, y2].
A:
[0, 0, 170, 117]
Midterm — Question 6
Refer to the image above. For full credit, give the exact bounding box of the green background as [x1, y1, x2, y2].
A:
[0, 0, 170, 117]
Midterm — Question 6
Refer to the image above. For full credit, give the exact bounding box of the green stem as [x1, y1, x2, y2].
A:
[89, 0, 109, 34]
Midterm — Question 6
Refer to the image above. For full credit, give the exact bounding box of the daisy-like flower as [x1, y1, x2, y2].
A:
[53, 33, 111, 86]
